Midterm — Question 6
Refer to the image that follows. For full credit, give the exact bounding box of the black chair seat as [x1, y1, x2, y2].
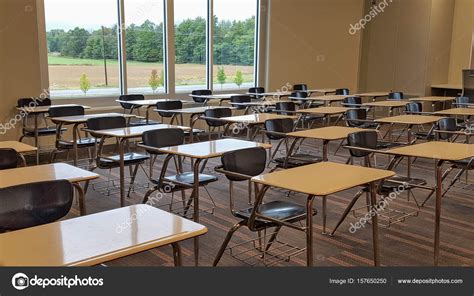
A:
[450, 158, 474, 168]
[185, 129, 204, 136]
[98, 152, 149, 168]
[359, 122, 379, 129]
[165, 172, 218, 186]
[23, 127, 65, 136]
[58, 137, 96, 149]
[414, 131, 435, 140]
[274, 154, 322, 168]
[236, 201, 316, 226]
[376, 141, 403, 150]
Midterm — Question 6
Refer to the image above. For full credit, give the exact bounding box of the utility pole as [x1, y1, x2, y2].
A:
[102, 26, 109, 86]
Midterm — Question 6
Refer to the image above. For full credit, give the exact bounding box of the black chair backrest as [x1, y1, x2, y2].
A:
[275, 102, 296, 115]
[86, 116, 127, 135]
[290, 91, 308, 99]
[455, 96, 474, 108]
[0, 149, 19, 170]
[343, 96, 362, 107]
[17, 97, 51, 108]
[249, 87, 265, 99]
[345, 109, 367, 127]
[437, 118, 457, 140]
[405, 102, 423, 114]
[142, 128, 185, 151]
[389, 92, 404, 100]
[221, 147, 267, 182]
[156, 100, 183, 118]
[119, 94, 145, 110]
[336, 88, 350, 95]
[230, 95, 251, 110]
[347, 131, 378, 158]
[0, 180, 74, 232]
[462, 69, 474, 98]
[264, 118, 294, 140]
[204, 108, 232, 127]
[191, 89, 212, 103]
[48, 105, 85, 118]
[293, 84, 308, 91]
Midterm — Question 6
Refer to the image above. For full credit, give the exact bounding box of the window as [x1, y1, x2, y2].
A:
[213, 0, 257, 90]
[43, 0, 259, 98]
[174, 0, 208, 93]
[124, 0, 166, 95]
[45, 0, 121, 98]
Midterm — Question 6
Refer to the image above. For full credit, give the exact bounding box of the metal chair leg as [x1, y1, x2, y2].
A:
[127, 164, 140, 198]
[330, 189, 364, 236]
[213, 221, 245, 266]
[264, 226, 282, 252]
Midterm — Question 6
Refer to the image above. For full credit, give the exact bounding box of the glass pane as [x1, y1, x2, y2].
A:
[125, 0, 165, 95]
[174, 0, 207, 93]
[213, 0, 256, 90]
[45, 0, 120, 98]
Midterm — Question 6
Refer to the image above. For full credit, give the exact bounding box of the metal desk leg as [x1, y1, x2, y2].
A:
[434, 160, 444, 266]
[192, 158, 203, 266]
[34, 114, 40, 164]
[73, 182, 86, 216]
[369, 182, 380, 266]
[306, 195, 316, 267]
[119, 138, 126, 207]
[73, 123, 79, 166]
[171, 243, 183, 267]
[323, 140, 329, 162]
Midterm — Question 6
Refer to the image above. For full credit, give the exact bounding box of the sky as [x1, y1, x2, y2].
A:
[45, 0, 257, 31]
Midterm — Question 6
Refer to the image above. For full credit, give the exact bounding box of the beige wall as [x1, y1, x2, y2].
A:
[448, 0, 474, 85]
[265, 0, 365, 92]
[358, 0, 455, 96]
[0, 0, 43, 141]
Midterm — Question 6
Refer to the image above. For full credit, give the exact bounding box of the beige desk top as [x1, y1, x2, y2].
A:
[0, 163, 99, 188]
[308, 88, 337, 94]
[288, 126, 368, 141]
[307, 95, 352, 102]
[17, 105, 91, 114]
[189, 93, 241, 100]
[252, 162, 395, 196]
[354, 92, 390, 97]
[154, 106, 232, 114]
[431, 84, 462, 90]
[116, 99, 188, 106]
[434, 108, 474, 116]
[387, 141, 474, 161]
[0, 141, 37, 153]
[298, 106, 351, 115]
[0, 205, 207, 266]
[147, 139, 272, 159]
[219, 113, 296, 124]
[88, 124, 191, 138]
[49, 113, 136, 123]
[246, 91, 291, 97]
[409, 96, 455, 102]
[364, 101, 409, 108]
[376, 115, 444, 125]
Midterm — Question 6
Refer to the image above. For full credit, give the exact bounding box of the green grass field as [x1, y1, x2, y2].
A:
[48, 55, 158, 66]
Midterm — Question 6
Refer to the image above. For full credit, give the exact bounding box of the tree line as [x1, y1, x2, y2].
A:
[47, 17, 255, 66]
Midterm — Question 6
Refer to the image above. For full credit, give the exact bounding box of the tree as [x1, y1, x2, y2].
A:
[234, 70, 244, 88]
[79, 74, 91, 95]
[62, 27, 90, 58]
[148, 69, 161, 93]
[217, 67, 227, 89]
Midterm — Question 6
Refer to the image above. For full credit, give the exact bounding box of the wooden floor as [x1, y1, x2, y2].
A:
[52, 135, 474, 267]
